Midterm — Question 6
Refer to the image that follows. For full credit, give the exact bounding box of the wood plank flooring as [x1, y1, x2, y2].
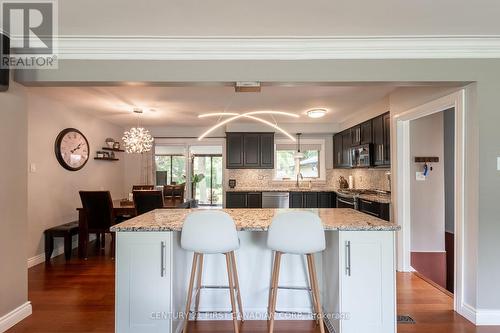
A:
[7, 241, 500, 333]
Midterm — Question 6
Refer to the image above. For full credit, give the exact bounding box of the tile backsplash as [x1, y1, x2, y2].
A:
[224, 168, 391, 191]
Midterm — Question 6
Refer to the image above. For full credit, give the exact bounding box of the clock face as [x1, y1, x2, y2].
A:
[55, 128, 90, 171]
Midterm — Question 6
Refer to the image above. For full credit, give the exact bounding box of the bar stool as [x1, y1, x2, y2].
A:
[267, 211, 326, 333]
[181, 210, 244, 333]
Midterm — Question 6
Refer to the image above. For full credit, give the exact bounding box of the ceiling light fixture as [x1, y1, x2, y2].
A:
[307, 108, 327, 119]
[122, 108, 154, 153]
[198, 111, 299, 141]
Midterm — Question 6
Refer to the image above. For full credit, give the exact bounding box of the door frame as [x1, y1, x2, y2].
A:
[394, 89, 466, 315]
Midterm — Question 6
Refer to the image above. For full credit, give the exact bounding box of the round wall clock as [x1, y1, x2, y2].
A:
[54, 128, 90, 171]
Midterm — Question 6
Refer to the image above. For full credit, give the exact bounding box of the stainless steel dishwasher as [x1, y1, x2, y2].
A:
[262, 192, 290, 208]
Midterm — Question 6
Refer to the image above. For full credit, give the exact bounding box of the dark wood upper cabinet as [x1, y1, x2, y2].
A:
[243, 133, 260, 167]
[226, 132, 274, 169]
[373, 112, 390, 167]
[226, 133, 244, 168]
[351, 125, 361, 146]
[341, 130, 352, 167]
[259, 133, 275, 169]
[333, 133, 343, 168]
[360, 120, 373, 145]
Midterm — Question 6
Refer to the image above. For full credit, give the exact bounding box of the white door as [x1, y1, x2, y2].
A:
[116, 232, 172, 333]
[340, 231, 396, 333]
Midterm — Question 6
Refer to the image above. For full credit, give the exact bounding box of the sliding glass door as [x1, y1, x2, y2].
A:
[192, 155, 223, 206]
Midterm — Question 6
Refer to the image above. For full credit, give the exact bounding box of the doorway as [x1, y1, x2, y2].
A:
[395, 90, 467, 317]
[192, 154, 223, 206]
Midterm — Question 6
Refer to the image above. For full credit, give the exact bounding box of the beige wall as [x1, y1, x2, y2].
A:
[27, 91, 126, 259]
[409, 112, 445, 252]
[0, 82, 28, 317]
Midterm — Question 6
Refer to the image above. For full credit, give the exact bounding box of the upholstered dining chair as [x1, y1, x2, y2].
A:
[79, 191, 118, 259]
[133, 190, 164, 215]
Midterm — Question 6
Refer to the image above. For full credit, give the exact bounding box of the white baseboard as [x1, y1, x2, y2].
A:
[0, 302, 32, 332]
[458, 302, 500, 325]
[27, 235, 96, 268]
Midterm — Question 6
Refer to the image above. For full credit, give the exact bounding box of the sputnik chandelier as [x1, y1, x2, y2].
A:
[122, 108, 154, 153]
[198, 111, 299, 141]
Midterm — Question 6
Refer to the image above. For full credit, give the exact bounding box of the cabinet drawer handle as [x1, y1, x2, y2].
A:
[161, 241, 166, 277]
[360, 199, 373, 205]
[362, 210, 380, 217]
[345, 241, 351, 276]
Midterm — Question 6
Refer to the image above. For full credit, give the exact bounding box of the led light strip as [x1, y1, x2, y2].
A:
[198, 111, 299, 141]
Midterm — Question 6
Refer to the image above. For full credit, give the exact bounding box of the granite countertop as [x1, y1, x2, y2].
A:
[225, 188, 392, 204]
[110, 208, 400, 232]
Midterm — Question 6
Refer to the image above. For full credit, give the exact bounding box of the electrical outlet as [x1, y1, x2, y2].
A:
[497, 157, 500, 171]
[416, 172, 426, 181]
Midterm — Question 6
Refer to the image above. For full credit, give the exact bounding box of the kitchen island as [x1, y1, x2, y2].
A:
[111, 208, 399, 333]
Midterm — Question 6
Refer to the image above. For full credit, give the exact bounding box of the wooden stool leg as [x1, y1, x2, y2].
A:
[268, 251, 281, 333]
[225, 253, 239, 333]
[267, 251, 278, 315]
[194, 254, 204, 320]
[183, 253, 199, 333]
[307, 254, 325, 333]
[306, 255, 319, 324]
[230, 251, 244, 322]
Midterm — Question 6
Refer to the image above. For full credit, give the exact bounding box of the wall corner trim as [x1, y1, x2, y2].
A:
[0, 302, 32, 332]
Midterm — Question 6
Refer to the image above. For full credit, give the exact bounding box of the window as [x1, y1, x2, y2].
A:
[155, 155, 186, 185]
[276, 149, 320, 179]
[275, 140, 324, 180]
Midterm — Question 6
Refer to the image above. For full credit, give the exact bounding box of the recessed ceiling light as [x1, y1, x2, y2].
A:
[307, 108, 327, 119]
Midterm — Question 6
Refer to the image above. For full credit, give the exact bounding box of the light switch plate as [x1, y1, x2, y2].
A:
[497, 157, 500, 171]
[416, 172, 426, 181]
[30, 163, 36, 173]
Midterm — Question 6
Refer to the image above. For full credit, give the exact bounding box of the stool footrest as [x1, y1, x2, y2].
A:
[276, 285, 311, 291]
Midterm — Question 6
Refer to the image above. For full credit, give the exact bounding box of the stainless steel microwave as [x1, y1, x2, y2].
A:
[351, 144, 372, 168]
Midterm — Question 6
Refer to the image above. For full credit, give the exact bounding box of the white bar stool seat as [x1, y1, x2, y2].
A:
[267, 211, 326, 333]
[181, 210, 243, 333]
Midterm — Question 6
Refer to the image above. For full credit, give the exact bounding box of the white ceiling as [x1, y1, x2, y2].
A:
[27, 85, 397, 127]
[58, 0, 500, 36]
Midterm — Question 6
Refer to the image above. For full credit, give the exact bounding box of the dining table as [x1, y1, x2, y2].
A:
[76, 198, 197, 258]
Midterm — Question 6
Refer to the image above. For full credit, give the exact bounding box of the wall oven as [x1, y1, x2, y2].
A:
[351, 144, 372, 168]
[336, 195, 357, 210]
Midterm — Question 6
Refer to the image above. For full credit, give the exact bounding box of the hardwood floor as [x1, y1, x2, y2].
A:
[7, 241, 500, 333]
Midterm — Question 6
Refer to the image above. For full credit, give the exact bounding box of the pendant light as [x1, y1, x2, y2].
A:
[122, 108, 154, 154]
[294, 133, 304, 159]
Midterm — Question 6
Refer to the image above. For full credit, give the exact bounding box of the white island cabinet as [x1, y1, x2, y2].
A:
[115, 232, 173, 333]
[112, 208, 399, 333]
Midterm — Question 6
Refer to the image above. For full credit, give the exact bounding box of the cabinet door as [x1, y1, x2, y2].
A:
[318, 192, 333, 208]
[226, 133, 244, 168]
[351, 126, 361, 146]
[383, 113, 391, 165]
[116, 232, 172, 333]
[360, 120, 372, 145]
[225, 192, 247, 208]
[259, 133, 274, 169]
[243, 133, 260, 167]
[333, 134, 343, 168]
[340, 231, 395, 333]
[303, 192, 318, 208]
[372, 116, 384, 166]
[341, 130, 352, 168]
[246, 192, 262, 208]
[289, 192, 303, 208]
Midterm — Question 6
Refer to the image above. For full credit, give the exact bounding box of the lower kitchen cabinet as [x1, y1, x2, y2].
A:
[116, 232, 172, 333]
[324, 231, 396, 333]
[225, 191, 262, 208]
[358, 198, 390, 221]
[289, 191, 335, 208]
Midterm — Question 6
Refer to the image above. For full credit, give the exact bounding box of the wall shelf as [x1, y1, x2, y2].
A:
[102, 147, 125, 152]
[94, 157, 119, 161]
[414, 157, 439, 163]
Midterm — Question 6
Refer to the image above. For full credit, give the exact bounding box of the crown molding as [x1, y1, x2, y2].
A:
[52, 35, 500, 60]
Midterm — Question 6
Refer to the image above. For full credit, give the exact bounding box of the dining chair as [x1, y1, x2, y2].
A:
[79, 191, 118, 259]
[132, 184, 155, 191]
[173, 183, 186, 202]
[133, 190, 164, 215]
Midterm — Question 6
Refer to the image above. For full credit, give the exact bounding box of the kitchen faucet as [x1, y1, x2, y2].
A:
[296, 173, 303, 188]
